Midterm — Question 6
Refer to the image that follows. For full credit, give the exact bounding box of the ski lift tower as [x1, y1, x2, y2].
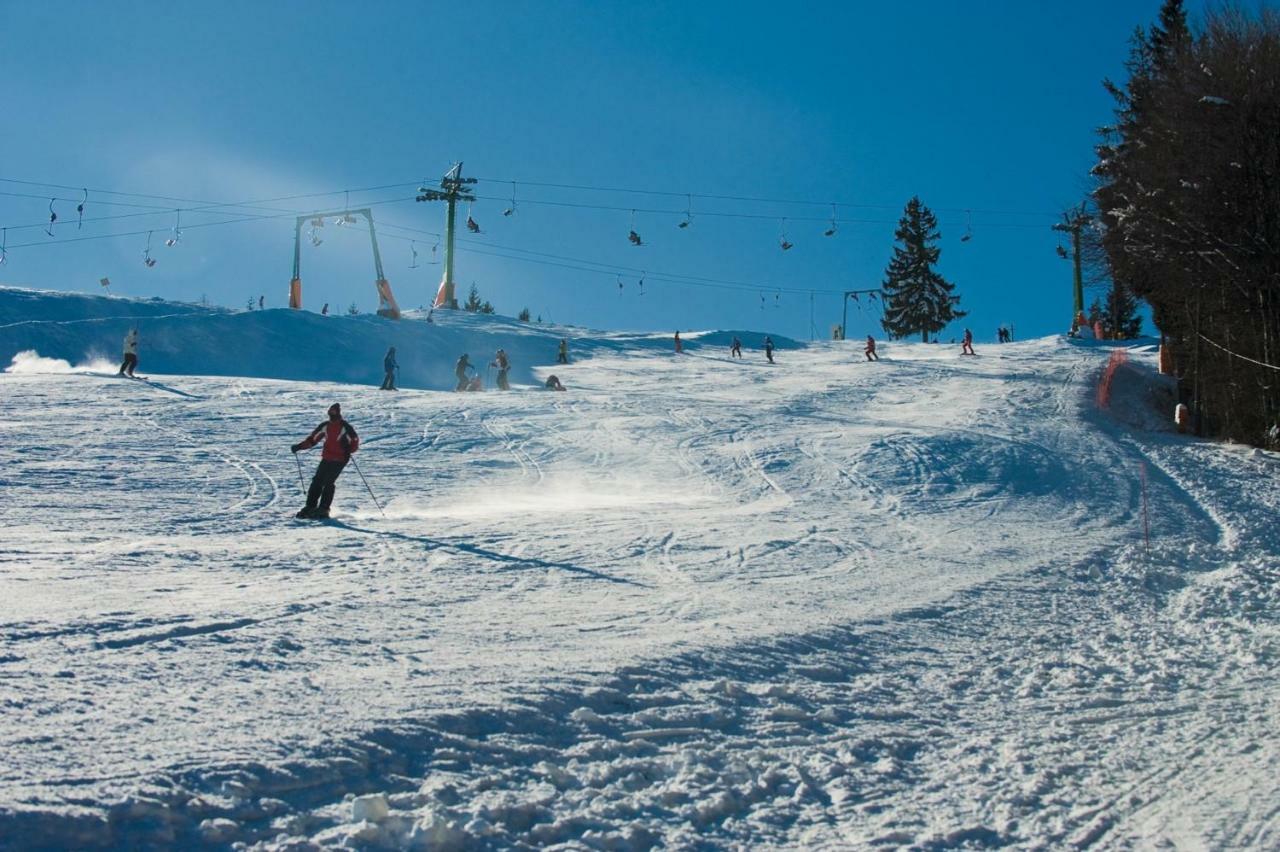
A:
[840, 288, 882, 340]
[1052, 206, 1092, 330]
[288, 208, 401, 318]
[416, 162, 476, 309]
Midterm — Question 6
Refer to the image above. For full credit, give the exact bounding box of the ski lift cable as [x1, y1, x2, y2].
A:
[1196, 333, 1280, 371]
[3, 195, 422, 251]
[0, 180, 420, 232]
[472, 175, 1058, 218]
[454, 242, 846, 297]
[463, 191, 1046, 230]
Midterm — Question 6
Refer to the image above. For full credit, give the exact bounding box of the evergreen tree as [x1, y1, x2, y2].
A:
[1101, 280, 1143, 339]
[463, 283, 483, 312]
[880, 197, 965, 342]
[346, 302, 360, 316]
[479, 300, 496, 315]
[518, 307, 531, 322]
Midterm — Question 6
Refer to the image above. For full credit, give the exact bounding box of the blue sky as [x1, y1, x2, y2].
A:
[1, 1, 1197, 341]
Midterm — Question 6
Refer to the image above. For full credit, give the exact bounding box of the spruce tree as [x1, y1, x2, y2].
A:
[880, 197, 965, 342]
[463, 283, 483, 312]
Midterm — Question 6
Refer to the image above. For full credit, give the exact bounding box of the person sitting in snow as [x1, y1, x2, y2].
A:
[291, 403, 359, 520]
[545, 374, 566, 391]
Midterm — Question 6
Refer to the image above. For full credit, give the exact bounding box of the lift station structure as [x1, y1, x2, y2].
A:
[288, 208, 401, 319]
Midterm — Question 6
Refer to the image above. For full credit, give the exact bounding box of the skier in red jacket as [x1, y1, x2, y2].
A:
[291, 403, 360, 519]
[865, 334, 879, 361]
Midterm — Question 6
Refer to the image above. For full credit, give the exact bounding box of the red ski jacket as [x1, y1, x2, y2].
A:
[298, 419, 359, 462]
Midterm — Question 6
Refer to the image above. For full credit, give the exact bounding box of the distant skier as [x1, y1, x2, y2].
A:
[557, 339, 569, 364]
[492, 348, 510, 391]
[865, 334, 879, 361]
[455, 354, 474, 391]
[291, 403, 359, 519]
[321, 303, 329, 316]
[961, 328, 976, 356]
[117, 329, 139, 377]
[380, 347, 398, 390]
[674, 331, 683, 354]
[764, 336, 774, 364]
[730, 337, 742, 358]
[545, 374, 566, 391]
[258, 295, 265, 310]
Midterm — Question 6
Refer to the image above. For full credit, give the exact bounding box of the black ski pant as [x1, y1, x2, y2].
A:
[118, 353, 138, 375]
[381, 370, 396, 390]
[306, 459, 347, 512]
[496, 368, 509, 390]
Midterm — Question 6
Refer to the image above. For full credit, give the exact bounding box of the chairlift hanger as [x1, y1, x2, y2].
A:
[638, 272, 645, 295]
[824, 203, 838, 237]
[779, 218, 793, 251]
[0, 227, 7, 265]
[678, 194, 692, 229]
[143, 231, 157, 267]
[960, 209, 973, 243]
[617, 275, 624, 295]
[429, 238, 440, 264]
[409, 240, 420, 269]
[165, 209, 182, 246]
[466, 202, 481, 233]
[46, 198, 57, 237]
[503, 181, 517, 217]
[628, 209, 642, 246]
[77, 189, 87, 230]
[309, 225, 323, 246]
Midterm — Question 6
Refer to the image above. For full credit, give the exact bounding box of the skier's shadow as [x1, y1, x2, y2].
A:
[330, 521, 649, 588]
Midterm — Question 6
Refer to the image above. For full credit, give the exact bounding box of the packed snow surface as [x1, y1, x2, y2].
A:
[1, 289, 1277, 849]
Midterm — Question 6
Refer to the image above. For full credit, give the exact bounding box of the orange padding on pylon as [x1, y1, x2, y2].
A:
[375, 279, 401, 319]
[1097, 349, 1128, 409]
[289, 278, 302, 309]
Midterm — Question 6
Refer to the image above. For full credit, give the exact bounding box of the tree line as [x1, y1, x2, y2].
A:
[1092, 0, 1280, 445]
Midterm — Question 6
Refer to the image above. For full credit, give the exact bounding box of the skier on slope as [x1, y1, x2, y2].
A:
[730, 336, 742, 358]
[865, 334, 879, 361]
[380, 347, 398, 390]
[674, 331, 683, 354]
[492, 348, 510, 391]
[764, 336, 775, 364]
[117, 329, 139, 377]
[291, 403, 359, 519]
[455, 354, 474, 391]
[961, 328, 976, 356]
[557, 339, 569, 364]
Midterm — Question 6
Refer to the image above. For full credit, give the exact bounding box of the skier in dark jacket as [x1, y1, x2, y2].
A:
[492, 348, 510, 391]
[764, 336, 775, 364]
[380, 347, 398, 390]
[961, 328, 976, 356]
[865, 335, 879, 361]
[730, 337, 742, 358]
[291, 403, 359, 519]
[455, 354, 474, 391]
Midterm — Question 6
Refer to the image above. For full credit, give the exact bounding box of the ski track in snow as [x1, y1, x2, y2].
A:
[0, 336, 1276, 850]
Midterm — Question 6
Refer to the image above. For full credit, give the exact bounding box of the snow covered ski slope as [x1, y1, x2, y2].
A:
[1, 298, 1278, 848]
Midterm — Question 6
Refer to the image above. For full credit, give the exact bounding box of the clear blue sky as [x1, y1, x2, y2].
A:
[1, 0, 1199, 341]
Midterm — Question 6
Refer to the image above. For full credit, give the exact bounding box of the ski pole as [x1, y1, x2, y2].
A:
[349, 456, 386, 517]
[293, 451, 306, 496]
